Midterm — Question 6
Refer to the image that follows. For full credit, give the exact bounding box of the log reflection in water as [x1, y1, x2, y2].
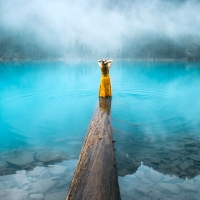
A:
[99, 97, 111, 115]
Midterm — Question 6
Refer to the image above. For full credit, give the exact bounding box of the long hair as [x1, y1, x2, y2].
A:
[102, 60, 108, 69]
[101, 60, 109, 76]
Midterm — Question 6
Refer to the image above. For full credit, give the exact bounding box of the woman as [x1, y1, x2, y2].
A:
[98, 59, 113, 97]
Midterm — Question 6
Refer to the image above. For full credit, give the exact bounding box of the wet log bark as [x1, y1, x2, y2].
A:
[66, 97, 121, 200]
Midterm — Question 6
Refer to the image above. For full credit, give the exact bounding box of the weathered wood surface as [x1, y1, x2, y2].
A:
[66, 97, 121, 200]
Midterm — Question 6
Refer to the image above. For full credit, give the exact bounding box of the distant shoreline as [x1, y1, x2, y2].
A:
[0, 57, 199, 62]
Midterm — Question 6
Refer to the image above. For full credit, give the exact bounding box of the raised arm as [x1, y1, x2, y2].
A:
[107, 60, 113, 68]
[98, 60, 102, 68]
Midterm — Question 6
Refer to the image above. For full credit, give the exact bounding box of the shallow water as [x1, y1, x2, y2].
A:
[111, 61, 200, 199]
[0, 60, 200, 199]
[119, 164, 200, 200]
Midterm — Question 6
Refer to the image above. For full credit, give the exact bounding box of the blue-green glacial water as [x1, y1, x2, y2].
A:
[0, 60, 200, 200]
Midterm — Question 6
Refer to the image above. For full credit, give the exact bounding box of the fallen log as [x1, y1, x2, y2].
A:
[66, 97, 121, 200]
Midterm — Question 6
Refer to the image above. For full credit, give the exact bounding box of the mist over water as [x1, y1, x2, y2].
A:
[0, 0, 200, 59]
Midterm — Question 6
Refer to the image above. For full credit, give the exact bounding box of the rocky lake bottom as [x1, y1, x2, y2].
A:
[114, 132, 200, 178]
[0, 139, 83, 200]
[0, 159, 77, 200]
[119, 164, 200, 200]
[114, 131, 200, 200]
[0, 133, 200, 200]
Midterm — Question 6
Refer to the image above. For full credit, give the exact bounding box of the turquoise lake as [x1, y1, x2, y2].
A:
[0, 60, 200, 200]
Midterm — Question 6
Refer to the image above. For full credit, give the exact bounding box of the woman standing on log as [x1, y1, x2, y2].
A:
[98, 59, 113, 97]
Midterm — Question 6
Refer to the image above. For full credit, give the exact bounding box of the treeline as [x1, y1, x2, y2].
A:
[0, 31, 97, 60]
[0, 34, 200, 60]
[121, 35, 200, 60]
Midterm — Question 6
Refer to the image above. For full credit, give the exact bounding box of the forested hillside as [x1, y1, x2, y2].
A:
[0, 0, 200, 60]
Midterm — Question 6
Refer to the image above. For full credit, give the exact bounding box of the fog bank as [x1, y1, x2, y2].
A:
[0, 0, 200, 59]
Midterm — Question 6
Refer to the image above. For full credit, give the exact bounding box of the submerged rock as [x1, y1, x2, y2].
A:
[44, 191, 68, 200]
[6, 152, 35, 168]
[171, 167, 180, 173]
[135, 171, 144, 179]
[178, 184, 197, 192]
[49, 165, 67, 176]
[186, 147, 199, 153]
[149, 157, 160, 165]
[135, 187, 150, 196]
[148, 170, 162, 183]
[177, 159, 194, 173]
[157, 163, 168, 170]
[180, 171, 187, 176]
[162, 159, 171, 165]
[29, 193, 44, 200]
[170, 160, 180, 168]
[34, 150, 67, 164]
[29, 166, 46, 177]
[188, 169, 196, 177]
[148, 190, 162, 199]
[1, 189, 29, 200]
[185, 141, 197, 147]
[187, 154, 200, 162]
[38, 170, 49, 179]
[31, 179, 57, 194]
[158, 183, 180, 194]
[179, 160, 190, 171]
[12, 174, 30, 187]
[185, 194, 199, 200]
[0, 161, 8, 168]
[0, 168, 19, 176]
[117, 168, 130, 176]
[165, 146, 180, 151]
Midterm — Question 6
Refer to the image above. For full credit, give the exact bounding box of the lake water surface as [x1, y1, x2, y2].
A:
[0, 60, 200, 200]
